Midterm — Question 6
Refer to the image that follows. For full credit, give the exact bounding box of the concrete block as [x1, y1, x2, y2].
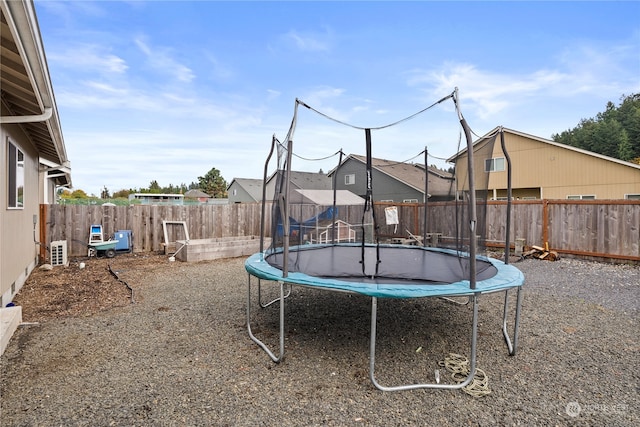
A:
[0, 305, 23, 356]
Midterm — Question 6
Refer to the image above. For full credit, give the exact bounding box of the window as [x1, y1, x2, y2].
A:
[485, 157, 505, 172]
[567, 195, 595, 200]
[403, 199, 418, 203]
[344, 174, 355, 185]
[8, 141, 25, 209]
[625, 194, 640, 200]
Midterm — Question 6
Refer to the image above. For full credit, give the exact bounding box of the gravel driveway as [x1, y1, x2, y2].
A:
[1, 256, 638, 426]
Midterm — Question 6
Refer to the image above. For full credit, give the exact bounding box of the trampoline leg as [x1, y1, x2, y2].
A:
[258, 277, 292, 308]
[247, 274, 285, 363]
[502, 287, 523, 356]
[369, 296, 479, 392]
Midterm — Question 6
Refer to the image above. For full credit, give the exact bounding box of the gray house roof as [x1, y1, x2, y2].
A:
[264, 171, 333, 201]
[335, 154, 453, 198]
[292, 189, 365, 205]
[228, 178, 264, 202]
[184, 189, 210, 198]
[290, 171, 333, 190]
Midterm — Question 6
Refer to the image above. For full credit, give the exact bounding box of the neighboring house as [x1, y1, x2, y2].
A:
[184, 189, 210, 203]
[265, 171, 333, 201]
[230, 172, 334, 204]
[227, 178, 264, 203]
[330, 154, 454, 202]
[128, 193, 184, 205]
[1, 0, 72, 354]
[450, 128, 640, 200]
[290, 189, 365, 205]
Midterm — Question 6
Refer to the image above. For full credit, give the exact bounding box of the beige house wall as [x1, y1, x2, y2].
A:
[458, 129, 640, 200]
[1, 123, 41, 307]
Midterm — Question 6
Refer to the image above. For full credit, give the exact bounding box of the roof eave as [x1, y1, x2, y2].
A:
[1, 0, 69, 166]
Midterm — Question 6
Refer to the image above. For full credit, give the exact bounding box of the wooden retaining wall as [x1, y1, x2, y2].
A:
[43, 200, 640, 261]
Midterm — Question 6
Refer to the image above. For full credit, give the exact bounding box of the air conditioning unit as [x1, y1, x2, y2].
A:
[50, 240, 68, 267]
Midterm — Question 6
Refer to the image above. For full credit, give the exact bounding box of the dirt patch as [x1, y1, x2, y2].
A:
[13, 252, 174, 323]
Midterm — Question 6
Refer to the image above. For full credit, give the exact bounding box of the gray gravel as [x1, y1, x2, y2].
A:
[1, 256, 638, 426]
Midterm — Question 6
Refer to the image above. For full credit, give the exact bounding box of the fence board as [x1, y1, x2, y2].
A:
[45, 200, 640, 260]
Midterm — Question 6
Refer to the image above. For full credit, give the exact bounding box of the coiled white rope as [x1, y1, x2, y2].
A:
[438, 353, 491, 397]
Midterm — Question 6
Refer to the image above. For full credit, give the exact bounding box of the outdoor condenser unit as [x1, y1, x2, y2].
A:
[50, 240, 68, 267]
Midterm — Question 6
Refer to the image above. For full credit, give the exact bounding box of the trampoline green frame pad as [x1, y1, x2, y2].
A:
[245, 244, 524, 298]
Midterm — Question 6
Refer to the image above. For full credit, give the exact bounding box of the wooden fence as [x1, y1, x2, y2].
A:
[42, 200, 640, 262]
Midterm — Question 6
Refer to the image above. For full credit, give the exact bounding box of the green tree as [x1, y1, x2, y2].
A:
[197, 167, 227, 198]
[70, 189, 89, 199]
[148, 180, 161, 193]
[552, 93, 640, 161]
[591, 119, 625, 158]
[112, 189, 132, 198]
[617, 133, 634, 161]
[617, 94, 640, 157]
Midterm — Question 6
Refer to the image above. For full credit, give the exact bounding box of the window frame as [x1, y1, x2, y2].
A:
[344, 173, 355, 185]
[567, 195, 596, 200]
[485, 157, 505, 172]
[7, 139, 25, 209]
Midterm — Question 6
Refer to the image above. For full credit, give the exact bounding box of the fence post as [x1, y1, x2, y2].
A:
[542, 199, 549, 249]
[39, 204, 48, 264]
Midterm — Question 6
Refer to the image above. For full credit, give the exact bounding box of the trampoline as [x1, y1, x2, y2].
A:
[245, 89, 525, 392]
[247, 244, 523, 298]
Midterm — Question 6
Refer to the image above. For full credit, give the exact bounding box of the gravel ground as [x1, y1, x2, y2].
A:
[1, 256, 638, 426]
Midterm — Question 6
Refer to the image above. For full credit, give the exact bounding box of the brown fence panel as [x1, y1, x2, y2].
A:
[545, 200, 640, 259]
[45, 200, 640, 261]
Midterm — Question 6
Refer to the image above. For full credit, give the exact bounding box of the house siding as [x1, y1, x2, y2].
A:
[458, 129, 640, 200]
[334, 158, 424, 202]
[1, 124, 40, 306]
[228, 181, 258, 203]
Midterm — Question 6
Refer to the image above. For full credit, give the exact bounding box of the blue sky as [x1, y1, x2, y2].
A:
[34, 0, 640, 197]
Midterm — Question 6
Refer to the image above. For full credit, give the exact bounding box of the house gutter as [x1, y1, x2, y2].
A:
[1, 0, 71, 187]
[0, 107, 53, 123]
[0, 0, 68, 163]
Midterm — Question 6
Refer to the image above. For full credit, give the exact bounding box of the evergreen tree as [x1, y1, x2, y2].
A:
[197, 167, 227, 198]
[148, 180, 161, 193]
[552, 93, 639, 161]
[617, 132, 634, 161]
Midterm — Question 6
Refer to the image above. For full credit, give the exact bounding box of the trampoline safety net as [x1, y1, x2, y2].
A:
[260, 91, 506, 288]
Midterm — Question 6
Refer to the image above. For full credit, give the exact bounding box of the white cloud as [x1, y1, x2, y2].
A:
[134, 37, 195, 83]
[406, 38, 640, 121]
[266, 89, 281, 100]
[203, 52, 233, 80]
[408, 63, 573, 120]
[47, 44, 128, 74]
[284, 29, 331, 52]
